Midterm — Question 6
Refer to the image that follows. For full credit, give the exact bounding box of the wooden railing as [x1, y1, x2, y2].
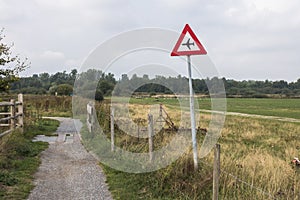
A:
[0, 94, 24, 137]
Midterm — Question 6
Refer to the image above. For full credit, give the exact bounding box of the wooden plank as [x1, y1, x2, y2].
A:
[0, 116, 13, 122]
[0, 102, 13, 106]
[0, 124, 10, 127]
[0, 129, 13, 138]
[0, 114, 21, 122]
[0, 113, 10, 115]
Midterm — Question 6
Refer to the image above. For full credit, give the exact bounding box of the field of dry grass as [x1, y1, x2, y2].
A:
[97, 98, 300, 199]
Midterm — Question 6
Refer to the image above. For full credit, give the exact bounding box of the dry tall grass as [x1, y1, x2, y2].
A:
[110, 101, 300, 199]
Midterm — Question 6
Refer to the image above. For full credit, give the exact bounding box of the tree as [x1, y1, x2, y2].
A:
[49, 84, 73, 96]
[0, 29, 29, 92]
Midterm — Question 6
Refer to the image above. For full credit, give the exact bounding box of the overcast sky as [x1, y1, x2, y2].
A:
[1, 0, 299, 81]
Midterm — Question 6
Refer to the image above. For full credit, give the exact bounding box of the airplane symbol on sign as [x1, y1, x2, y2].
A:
[181, 38, 194, 50]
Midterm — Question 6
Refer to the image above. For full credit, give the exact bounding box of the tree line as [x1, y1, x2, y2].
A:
[7, 69, 300, 98]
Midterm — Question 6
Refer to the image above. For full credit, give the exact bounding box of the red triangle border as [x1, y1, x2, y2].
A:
[171, 24, 207, 56]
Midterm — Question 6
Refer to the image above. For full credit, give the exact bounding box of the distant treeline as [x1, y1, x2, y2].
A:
[10, 69, 300, 98]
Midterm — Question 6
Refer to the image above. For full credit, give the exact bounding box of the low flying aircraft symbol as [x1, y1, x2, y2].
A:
[181, 38, 194, 50]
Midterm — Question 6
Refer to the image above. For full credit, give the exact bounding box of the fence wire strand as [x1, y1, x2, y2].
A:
[197, 159, 275, 199]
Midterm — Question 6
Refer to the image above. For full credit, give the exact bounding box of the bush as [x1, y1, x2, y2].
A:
[1, 131, 34, 157]
[95, 89, 104, 101]
[49, 84, 73, 95]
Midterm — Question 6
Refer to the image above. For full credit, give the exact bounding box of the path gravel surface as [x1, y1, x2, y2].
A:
[28, 117, 113, 200]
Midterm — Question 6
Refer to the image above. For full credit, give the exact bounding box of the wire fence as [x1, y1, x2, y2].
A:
[88, 103, 299, 199]
[197, 159, 276, 199]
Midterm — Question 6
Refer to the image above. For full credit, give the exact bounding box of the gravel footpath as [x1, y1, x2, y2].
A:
[28, 117, 113, 200]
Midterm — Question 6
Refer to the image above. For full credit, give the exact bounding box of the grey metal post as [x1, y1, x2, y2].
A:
[111, 107, 115, 152]
[213, 144, 220, 200]
[187, 55, 198, 170]
[148, 114, 154, 162]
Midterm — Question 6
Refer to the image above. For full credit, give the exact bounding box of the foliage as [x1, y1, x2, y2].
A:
[49, 84, 73, 95]
[9, 68, 300, 98]
[11, 70, 76, 95]
[24, 95, 72, 117]
[74, 69, 116, 100]
[11, 69, 116, 101]
[114, 75, 300, 97]
[0, 29, 29, 93]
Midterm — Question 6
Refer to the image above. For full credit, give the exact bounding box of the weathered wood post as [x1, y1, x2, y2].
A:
[137, 119, 140, 141]
[86, 102, 94, 133]
[110, 107, 115, 152]
[213, 144, 221, 200]
[18, 94, 23, 127]
[10, 99, 16, 130]
[148, 114, 154, 162]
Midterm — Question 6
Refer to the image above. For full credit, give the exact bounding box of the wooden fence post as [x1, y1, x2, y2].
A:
[111, 107, 115, 152]
[148, 114, 154, 162]
[18, 94, 23, 127]
[10, 99, 16, 130]
[86, 102, 94, 133]
[213, 144, 221, 200]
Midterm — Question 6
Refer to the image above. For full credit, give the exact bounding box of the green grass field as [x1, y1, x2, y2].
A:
[126, 97, 300, 119]
[223, 98, 300, 119]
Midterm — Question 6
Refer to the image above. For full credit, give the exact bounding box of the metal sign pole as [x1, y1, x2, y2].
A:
[187, 55, 198, 170]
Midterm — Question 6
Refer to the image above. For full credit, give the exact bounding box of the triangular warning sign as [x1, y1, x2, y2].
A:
[171, 24, 207, 56]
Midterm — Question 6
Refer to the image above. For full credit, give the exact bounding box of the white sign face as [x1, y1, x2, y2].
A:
[177, 32, 201, 52]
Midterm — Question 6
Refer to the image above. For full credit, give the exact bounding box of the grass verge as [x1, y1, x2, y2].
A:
[0, 118, 59, 199]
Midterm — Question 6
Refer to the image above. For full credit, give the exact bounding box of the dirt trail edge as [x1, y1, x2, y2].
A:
[28, 117, 113, 200]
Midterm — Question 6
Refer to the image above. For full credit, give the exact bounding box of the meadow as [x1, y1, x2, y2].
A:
[83, 96, 300, 199]
[3, 94, 299, 199]
[129, 97, 300, 119]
